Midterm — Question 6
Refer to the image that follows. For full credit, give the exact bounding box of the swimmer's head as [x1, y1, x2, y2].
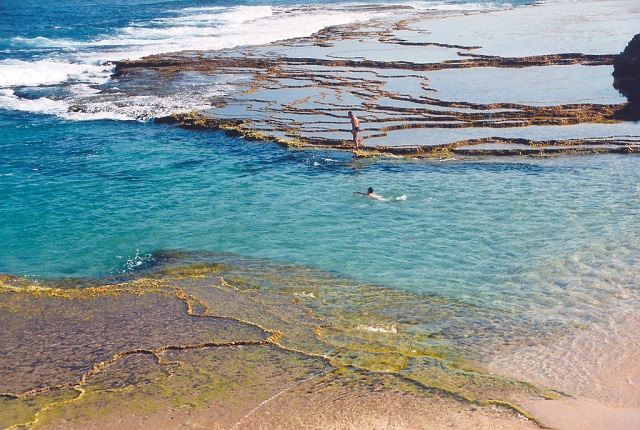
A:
[367, 187, 374, 194]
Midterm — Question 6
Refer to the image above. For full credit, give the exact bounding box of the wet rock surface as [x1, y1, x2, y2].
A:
[111, 1, 640, 157]
[0, 252, 561, 429]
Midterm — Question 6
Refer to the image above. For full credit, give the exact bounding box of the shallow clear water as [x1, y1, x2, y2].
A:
[1, 2, 640, 425]
[2, 111, 639, 325]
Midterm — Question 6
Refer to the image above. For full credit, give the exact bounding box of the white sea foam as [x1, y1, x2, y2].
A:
[0, 1, 515, 120]
[0, 59, 112, 87]
[9, 36, 80, 49]
[89, 4, 388, 62]
[0, 88, 69, 116]
[122, 249, 155, 273]
[1, 3, 393, 120]
[355, 324, 398, 333]
[408, 1, 511, 11]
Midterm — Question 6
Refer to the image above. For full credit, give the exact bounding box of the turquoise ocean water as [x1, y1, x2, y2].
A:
[3, 112, 639, 328]
[1, 0, 639, 366]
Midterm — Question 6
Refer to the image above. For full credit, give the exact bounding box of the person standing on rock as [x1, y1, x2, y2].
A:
[348, 111, 360, 150]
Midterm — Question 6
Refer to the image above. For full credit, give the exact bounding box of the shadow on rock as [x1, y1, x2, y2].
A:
[613, 33, 640, 120]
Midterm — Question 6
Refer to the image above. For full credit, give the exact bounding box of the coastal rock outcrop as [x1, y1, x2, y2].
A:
[113, 13, 640, 157]
[613, 33, 640, 116]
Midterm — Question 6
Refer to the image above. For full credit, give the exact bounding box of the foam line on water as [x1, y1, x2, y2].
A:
[0, 59, 112, 87]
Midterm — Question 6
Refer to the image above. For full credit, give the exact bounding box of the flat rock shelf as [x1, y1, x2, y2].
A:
[107, 0, 640, 158]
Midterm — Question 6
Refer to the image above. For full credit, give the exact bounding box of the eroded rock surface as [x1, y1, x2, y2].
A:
[108, 1, 640, 157]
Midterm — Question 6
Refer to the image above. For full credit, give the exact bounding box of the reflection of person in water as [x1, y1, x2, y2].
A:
[348, 111, 360, 150]
[354, 187, 386, 201]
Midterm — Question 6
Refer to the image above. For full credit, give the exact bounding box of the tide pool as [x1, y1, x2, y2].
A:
[2, 112, 638, 323]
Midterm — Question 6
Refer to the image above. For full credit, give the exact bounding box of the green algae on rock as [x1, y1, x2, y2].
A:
[0, 252, 566, 429]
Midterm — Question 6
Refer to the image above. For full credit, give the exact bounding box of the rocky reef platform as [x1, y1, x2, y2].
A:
[1, 251, 556, 429]
[111, 0, 640, 158]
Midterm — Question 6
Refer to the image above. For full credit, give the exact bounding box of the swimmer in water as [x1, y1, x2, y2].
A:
[354, 187, 387, 201]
